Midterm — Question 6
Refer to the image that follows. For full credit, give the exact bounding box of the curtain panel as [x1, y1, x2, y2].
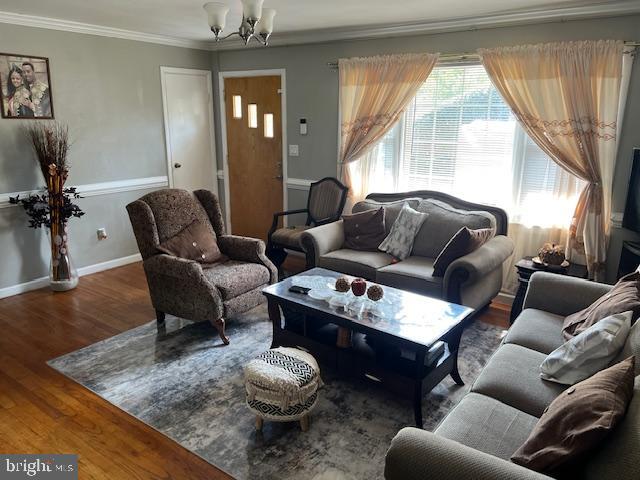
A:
[479, 40, 626, 280]
[339, 52, 439, 199]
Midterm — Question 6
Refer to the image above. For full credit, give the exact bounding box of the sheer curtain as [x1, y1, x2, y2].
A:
[480, 40, 628, 280]
[339, 53, 439, 200]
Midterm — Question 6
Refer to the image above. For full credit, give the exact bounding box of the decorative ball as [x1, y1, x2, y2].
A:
[538, 242, 565, 266]
[335, 276, 351, 293]
[367, 284, 384, 301]
[351, 278, 367, 297]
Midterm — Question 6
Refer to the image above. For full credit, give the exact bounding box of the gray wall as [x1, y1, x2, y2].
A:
[214, 14, 640, 283]
[0, 23, 211, 290]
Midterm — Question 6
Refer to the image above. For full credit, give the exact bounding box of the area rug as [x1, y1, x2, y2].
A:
[48, 304, 505, 480]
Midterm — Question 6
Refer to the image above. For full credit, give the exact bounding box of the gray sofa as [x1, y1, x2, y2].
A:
[385, 272, 639, 480]
[301, 191, 515, 309]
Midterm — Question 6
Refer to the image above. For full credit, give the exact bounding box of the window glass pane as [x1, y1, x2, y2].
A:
[374, 62, 584, 228]
[264, 113, 274, 138]
[248, 104, 257, 128]
[232, 95, 242, 118]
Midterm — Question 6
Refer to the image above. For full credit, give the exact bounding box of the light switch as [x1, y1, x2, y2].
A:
[289, 144, 299, 157]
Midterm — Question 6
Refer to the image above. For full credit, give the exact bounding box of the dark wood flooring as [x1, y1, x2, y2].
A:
[0, 259, 509, 479]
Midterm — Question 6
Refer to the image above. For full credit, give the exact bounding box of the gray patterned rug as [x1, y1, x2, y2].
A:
[48, 304, 505, 480]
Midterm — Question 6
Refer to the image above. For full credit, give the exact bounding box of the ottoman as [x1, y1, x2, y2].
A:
[244, 347, 323, 432]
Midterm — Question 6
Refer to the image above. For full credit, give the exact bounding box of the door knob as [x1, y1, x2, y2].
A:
[274, 175, 283, 180]
[174, 163, 182, 168]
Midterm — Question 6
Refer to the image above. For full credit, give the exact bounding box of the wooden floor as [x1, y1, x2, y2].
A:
[0, 261, 509, 479]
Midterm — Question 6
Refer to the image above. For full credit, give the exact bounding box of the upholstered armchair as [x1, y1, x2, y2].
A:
[267, 177, 348, 274]
[126, 189, 277, 345]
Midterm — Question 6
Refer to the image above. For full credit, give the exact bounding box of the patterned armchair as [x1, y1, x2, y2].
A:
[267, 177, 348, 274]
[126, 189, 277, 345]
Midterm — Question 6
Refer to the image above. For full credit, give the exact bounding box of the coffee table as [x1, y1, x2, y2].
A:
[262, 268, 474, 428]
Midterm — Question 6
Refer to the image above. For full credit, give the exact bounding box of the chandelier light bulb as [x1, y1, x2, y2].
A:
[257, 8, 276, 34]
[203, 2, 229, 33]
[241, 0, 264, 23]
[204, 0, 272, 46]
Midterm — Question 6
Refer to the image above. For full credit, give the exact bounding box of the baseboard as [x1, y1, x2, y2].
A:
[0, 253, 142, 300]
[495, 291, 515, 306]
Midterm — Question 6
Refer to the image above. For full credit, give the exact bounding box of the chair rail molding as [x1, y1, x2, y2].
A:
[287, 178, 313, 191]
[0, 175, 168, 209]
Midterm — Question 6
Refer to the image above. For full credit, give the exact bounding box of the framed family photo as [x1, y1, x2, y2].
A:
[0, 52, 54, 119]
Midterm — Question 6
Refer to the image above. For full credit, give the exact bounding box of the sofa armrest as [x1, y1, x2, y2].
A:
[218, 235, 277, 284]
[443, 235, 514, 305]
[144, 253, 209, 282]
[523, 271, 612, 317]
[385, 428, 552, 480]
[300, 220, 345, 268]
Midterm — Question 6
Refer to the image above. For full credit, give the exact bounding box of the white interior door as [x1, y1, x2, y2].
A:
[161, 67, 217, 194]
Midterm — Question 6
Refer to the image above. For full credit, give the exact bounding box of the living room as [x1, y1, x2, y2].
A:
[1, 1, 639, 479]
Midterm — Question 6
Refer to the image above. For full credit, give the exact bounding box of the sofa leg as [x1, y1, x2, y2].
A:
[211, 318, 230, 345]
[156, 310, 166, 325]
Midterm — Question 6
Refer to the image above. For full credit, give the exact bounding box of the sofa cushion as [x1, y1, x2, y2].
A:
[435, 393, 538, 461]
[203, 260, 270, 300]
[413, 199, 496, 258]
[471, 344, 567, 417]
[503, 309, 565, 354]
[318, 249, 395, 280]
[583, 375, 640, 480]
[376, 256, 442, 298]
[352, 198, 421, 234]
[613, 315, 640, 375]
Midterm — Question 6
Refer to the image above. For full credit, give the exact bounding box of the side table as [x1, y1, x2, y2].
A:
[510, 256, 588, 324]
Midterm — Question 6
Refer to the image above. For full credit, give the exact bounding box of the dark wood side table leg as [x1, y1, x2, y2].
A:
[413, 347, 427, 429]
[268, 298, 282, 348]
[510, 279, 528, 325]
[448, 327, 465, 386]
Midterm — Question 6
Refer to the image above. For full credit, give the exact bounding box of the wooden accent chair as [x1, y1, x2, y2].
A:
[267, 177, 348, 275]
[126, 189, 277, 345]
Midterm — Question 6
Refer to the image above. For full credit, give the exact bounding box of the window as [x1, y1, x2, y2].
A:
[360, 63, 583, 228]
[248, 104, 258, 128]
[264, 113, 274, 138]
[232, 95, 242, 118]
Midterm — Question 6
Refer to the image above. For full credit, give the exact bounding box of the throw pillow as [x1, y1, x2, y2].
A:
[157, 220, 225, 265]
[511, 356, 636, 473]
[432, 227, 495, 276]
[378, 204, 428, 260]
[342, 207, 386, 251]
[562, 271, 640, 340]
[540, 311, 632, 385]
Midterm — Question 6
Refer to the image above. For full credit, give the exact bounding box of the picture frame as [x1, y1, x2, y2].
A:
[0, 52, 54, 119]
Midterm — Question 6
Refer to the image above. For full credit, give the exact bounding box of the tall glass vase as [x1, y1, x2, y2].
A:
[48, 222, 78, 291]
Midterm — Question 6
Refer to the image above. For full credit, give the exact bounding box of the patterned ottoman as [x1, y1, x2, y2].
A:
[244, 347, 323, 432]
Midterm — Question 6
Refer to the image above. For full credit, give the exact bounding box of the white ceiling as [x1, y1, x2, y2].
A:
[0, 0, 635, 44]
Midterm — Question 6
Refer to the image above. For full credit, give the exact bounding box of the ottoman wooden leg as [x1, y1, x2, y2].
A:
[299, 415, 310, 432]
[211, 318, 230, 345]
[255, 416, 263, 431]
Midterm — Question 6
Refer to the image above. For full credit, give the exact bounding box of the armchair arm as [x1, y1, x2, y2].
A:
[268, 208, 309, 238]
[300, 220, 345, 268]
[523, 271, 612, 317]
[443, 235, 514, 306]
[385, 428, 552, 480]
[218, 235, 277, 284]
[143, 254, 224, 321]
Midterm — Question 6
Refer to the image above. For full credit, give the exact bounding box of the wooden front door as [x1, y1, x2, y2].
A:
[224, 75, 283, 240]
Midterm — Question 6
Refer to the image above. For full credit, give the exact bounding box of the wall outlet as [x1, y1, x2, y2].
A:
[97, 228, 108, 240]
[289, 144, 299, 157]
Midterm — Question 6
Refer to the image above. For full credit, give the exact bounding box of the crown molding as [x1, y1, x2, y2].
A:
[1, 1, 639, 53]
[0, 11, 211, 50]
[211, 0, 640, 51]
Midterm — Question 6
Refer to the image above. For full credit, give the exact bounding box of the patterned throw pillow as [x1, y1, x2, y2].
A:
[540, 311, 632, 385]
[378, 204, 428, 260]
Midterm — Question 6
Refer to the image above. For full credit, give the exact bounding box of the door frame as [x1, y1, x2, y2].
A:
[218, 68, 288, 233]
[160, 66, 218, 195]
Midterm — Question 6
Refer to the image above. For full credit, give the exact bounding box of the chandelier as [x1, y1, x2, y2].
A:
[203, 0, 276, 46]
